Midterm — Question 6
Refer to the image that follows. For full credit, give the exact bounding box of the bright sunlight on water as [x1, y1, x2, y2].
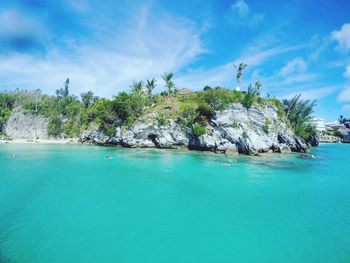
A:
[0, 144, 350, 262]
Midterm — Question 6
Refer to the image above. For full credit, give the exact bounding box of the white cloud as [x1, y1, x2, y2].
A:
[231, 0, 250, 18]
[344, 64, 350, 78]
[175, 63, 233, 90]
[67, 0, 90, 12]
[0, 7, 205, 97]
[280, 57, 307, 76]
[342, 104, 350, 111]
[235, 45, 302, 66]
[331, 23, 350, 51]
[281, 86, 338, 101]
[228, 0, 264, 27]
[337, 86, 350, 102]
[282, 73, 318, 85]
[176, 45, 301, 90]
[0, 9, 45, 39]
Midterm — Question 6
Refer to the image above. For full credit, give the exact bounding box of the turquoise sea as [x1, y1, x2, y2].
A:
[0, 144, 349, 262]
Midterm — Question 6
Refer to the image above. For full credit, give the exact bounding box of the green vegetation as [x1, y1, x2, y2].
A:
[322, 130, 342, 137]
[232, 121, 239, 128]
[0, 94, 16, 134]
[162, 72, 175, 95]
[282, 94, 316, 141]
[262, 118, 271, 134]
[192, 124, 206, 137]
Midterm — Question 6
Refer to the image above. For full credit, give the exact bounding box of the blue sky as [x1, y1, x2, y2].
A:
[0, 0, 350, 120]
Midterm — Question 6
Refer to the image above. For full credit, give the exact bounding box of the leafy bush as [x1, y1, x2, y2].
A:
[322, 130, 342, 137]
[48, 114, 63, 137]
[262, 118, 271, 134]
[156, 113, 167, 126]
[197, 103, 214, 119]
[283, 94, 317, 141]
[112, 91, 149, 126]
[198, 88, 244, 111]
[267, 98, 287, 120]
[232, 120, 239, 128]
[242, 91, 256, 108]
[178, 103, 199, 127]
[0, 94, 16, 133]
[192, 124, 206, 137]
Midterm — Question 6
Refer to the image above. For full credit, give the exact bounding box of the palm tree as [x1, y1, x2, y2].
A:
[130, 81, 144, 96]
[254, 81, 263, 95]
[81, 90, 98, 108]
[146, 78, 157, 97]
[161, 72, 175, 95]
[234, 63, 247, 90]
[283, 94, 316, 128]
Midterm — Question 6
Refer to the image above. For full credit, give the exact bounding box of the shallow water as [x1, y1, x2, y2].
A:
[0, 144, 349, 262]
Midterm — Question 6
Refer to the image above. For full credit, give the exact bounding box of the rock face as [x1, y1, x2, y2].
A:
[4, 104, 311, 155]
[309, 134, 319, 146]
[5, 108, 49, 139]
[319, 134, 341, 143]
[82, 103, 310, 155]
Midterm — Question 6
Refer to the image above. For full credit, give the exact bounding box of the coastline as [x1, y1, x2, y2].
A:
[0, 138, 79, 145]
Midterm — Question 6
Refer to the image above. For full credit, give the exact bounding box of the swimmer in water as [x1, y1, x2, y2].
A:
[5, 154, 15, 159]
[298, 154, 315, 159]
[105, 156, 112, 160]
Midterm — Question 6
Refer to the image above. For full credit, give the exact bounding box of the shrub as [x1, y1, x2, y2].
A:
[48, 114, 63, 137]
[242, 91, 256, 108]
[232, 120, 239, 128]
[262, 118, 271, 134]
[192, 124, 206, 137]
[198, 88, 244, 111]
[283, 94, 317, 141]
[102, 123, 115, 137]
[0, 94, 15, 132]
[178, 103, 199, 127]
[197, 103, 214, 119]
[156, 113, 167, 126]
[267, 98, 287, 120]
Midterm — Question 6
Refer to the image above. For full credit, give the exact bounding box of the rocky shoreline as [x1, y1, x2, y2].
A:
[318, 134, 341, 143]
[2, 103, 313, 155]
[80, 103, 310, 155]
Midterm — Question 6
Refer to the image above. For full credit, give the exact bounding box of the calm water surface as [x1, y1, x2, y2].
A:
[0, 144, 349, 262]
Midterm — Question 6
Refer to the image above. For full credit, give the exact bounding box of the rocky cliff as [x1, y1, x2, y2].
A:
[3, 103, 310, 155]
[5, 108, 49, 140]
[81, 103, 309, 155]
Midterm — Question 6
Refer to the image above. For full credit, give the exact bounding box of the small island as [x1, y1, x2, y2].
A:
[0, 70, 330, 155]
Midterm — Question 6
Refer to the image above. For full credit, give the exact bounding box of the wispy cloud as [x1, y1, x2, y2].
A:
[228, 0, 264, 27]
[331, 23, 350, 51]
[342, 104, 350, 111]
[344, 64, 350, 78]
[279, 57, 307, 76]
[176, 45, 302, 90]
[234, 45, 302, 66]
[337, 86, 350, 102]
[0, 9, 46, 52]
[0, 5, 206, 97]
[281, 86, 338, 100]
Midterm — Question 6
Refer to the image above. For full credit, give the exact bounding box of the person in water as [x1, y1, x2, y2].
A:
[105, 156, 112, 160]
[298, 154, 315, 159]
